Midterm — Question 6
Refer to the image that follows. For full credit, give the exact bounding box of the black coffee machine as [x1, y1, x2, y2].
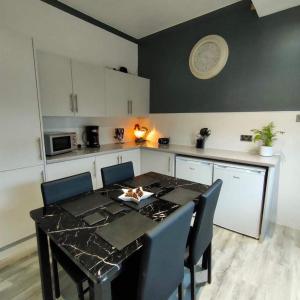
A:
[85, 126, 100, 148]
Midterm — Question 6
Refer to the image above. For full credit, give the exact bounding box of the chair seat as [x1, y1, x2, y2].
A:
[51, 242, 87, 284]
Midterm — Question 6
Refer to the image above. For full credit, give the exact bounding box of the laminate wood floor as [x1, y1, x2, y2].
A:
[1, 225, 299, 300]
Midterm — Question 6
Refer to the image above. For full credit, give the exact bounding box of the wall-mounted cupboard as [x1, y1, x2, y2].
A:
[37, 51, 149, 117]
[105, 69, 149, 116]
[37, 51, 106, 117]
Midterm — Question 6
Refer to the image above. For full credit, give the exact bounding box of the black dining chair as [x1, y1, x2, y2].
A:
[101, 161, 134, 187]
[185, 179, 223, 300]
[41, 172, 93, 300]
[112, 201, 195, 300]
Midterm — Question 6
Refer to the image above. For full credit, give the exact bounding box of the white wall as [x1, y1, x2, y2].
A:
[147, 112, 300, 230]
[0, 0, 138, 74]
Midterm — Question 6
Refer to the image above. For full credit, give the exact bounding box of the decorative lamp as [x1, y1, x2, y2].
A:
[134, 124, 148, 143]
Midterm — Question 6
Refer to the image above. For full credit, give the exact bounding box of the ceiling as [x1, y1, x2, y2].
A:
[57, 0, 300, 39]
[57, 0, 241, 39]
[252, 0, 300, 17]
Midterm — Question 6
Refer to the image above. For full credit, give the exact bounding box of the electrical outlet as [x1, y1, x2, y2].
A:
[296, 114, 300, 122]
[240, 135, 253, 142]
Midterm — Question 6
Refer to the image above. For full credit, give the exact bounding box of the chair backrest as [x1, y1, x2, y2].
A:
[189, 179, 223, 265]
[41, 172, 93, 206]
[101, 161, 134, 187]
[137, 202, 195, 300]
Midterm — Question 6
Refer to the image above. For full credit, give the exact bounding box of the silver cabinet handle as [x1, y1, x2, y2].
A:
[93, 160, 97, 177]
[117, 155, 119, 164]
[168, 157, 171, 173]
[75, 94, 78, 113]
[120, 155, 123, 163]
[40, 170, 44, 183]
[128, 100, 133, 115]
[70, 94, 74, 112]
[38, 137, 43, 160]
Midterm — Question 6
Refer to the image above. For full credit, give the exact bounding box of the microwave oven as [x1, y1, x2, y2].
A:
[44, 132, 76, 156]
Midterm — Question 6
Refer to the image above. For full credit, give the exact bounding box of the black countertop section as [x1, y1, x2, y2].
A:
[30, 172, 208, 283]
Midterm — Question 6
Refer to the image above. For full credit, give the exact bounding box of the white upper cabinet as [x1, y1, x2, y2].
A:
[71, 60, 106, 117]
[105, 69, 130, 116]
[128, 74, 150, 116]
[105, 69, 150, 116]
[37, 51, 106, 117]
[0, 28, 43, 171]
[37, 51, 74, 117]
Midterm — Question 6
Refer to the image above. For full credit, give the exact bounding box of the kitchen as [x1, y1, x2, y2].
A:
[0, 0, 300, 299]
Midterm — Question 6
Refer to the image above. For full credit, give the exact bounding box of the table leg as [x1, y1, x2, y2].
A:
[35, 224, 54, 300]
[89, 278, 112, 300]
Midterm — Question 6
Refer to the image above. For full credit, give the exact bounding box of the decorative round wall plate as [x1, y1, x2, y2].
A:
[189, 35, 229, 80]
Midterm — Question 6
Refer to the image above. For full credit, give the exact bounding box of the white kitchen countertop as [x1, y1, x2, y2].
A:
[46, 141, 279, 167]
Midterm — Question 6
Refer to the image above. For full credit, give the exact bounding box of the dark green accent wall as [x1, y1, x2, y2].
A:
[138, 1, 300, 113]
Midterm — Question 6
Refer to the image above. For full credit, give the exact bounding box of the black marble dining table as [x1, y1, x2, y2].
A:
[30, 172, 208, 300]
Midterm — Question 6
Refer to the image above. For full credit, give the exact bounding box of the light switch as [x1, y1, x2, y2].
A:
[296, 115, 300, 122]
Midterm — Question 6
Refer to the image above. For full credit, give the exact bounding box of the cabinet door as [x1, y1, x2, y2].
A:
[46, 157, 97, 189]
[176, 157, 213, 185]
[141, 150, 174, 176]
[128, 75, 150, 116]
[95, 153, 119, 188]
[105, 69, 130, 116]
[37, 51, 74, 116]
[119, 149, 141, 176]
[0, 28, 43, 171]
[72, 61, 106, 117]
[0, 165, 43, 248]
[213, 164, 265, 238]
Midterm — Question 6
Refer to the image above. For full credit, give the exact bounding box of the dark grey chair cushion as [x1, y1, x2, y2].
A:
[101, 161, 134, 187]
[187, 179, 223, 266]
[41, 172, 93, 206]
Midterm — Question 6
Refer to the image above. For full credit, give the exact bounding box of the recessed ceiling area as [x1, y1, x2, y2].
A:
[57, 0, 241, 39]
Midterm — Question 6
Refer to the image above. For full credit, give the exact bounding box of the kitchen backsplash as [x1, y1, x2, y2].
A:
[43, 116, 148, 146]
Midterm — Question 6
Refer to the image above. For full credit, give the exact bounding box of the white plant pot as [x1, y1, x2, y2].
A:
[260, 146, 273, 157]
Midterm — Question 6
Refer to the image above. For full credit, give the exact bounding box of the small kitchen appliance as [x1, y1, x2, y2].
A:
[44, 132, 76, 156]
[196, 128, 211, 149]
[158, 137, 170, 145]
[85, 126, 100, 148]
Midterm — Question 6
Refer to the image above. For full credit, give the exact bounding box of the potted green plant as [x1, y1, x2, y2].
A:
[251, 122, 284, 157]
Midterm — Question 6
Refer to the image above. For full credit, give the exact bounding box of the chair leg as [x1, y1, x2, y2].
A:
[190, 265, 195, 300]
[77, 283, 85, 300]
[202, 246, 209, 270]
[178, 282, 183, 300]
[52, 257, 60, 299]
[207, 243, 212, 284]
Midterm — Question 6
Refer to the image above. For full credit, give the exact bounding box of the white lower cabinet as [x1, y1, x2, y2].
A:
[46, 157, 98, 190]
[0, 165, 43, 248]
[141, 150, 175, 176]
[95, 150, 141, 188]
[119, 149, 141, 176]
